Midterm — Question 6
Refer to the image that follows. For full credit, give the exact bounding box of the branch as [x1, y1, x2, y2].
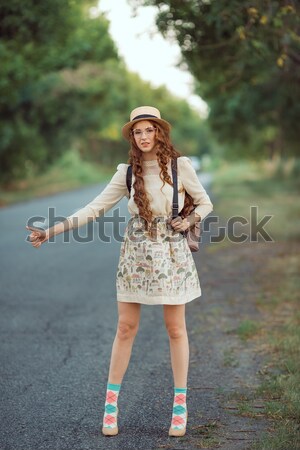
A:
[219, 73, 243, 91]
[287, 49, 300, 65]
[195, 35, 239, 50]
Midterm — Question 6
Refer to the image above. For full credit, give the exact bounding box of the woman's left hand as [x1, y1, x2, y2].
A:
[170, 216, 190, 233]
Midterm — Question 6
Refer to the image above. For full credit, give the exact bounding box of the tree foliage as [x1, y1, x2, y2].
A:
[0, 0, 208, 183]
[0, 0, 119, 181]
[131, 0, 300, 157]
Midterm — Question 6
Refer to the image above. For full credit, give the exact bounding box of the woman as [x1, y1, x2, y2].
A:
[26, 106, 213, 437]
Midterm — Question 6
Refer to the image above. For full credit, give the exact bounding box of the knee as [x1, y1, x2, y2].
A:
[166, 324, 186, 340]
[117, 320, 139, 341]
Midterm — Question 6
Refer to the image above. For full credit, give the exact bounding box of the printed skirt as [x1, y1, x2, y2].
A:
[116, 214, 201, 305]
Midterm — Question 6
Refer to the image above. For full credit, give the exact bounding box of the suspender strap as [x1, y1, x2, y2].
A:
[171, 158, 179, 219]
[126, 165, 132, 194]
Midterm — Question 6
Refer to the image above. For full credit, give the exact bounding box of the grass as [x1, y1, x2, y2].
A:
[223, 284, 300, 448]
[223, 348, 239, 367]
[254, 252, 300, 441]
[236, 320, 260, 341]
[210, 157, 300, 243]
[0, 150, 115, 206]
[251, 422, 300, 450]
[192, 421, 222, 448]
[210, 157, 300, 450]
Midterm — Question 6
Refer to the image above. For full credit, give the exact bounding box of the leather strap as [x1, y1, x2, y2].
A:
[126, 165, 132, 194]
[171, 158, 179, 219]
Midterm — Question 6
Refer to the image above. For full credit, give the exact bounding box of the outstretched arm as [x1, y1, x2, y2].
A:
[26, 163, 129, 248]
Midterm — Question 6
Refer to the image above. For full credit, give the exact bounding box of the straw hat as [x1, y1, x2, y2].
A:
[122, 106, 171, 140]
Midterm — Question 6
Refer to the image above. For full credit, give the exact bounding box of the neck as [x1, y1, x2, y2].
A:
[141, 148, 158, 161]
[142, 154, 157, 161]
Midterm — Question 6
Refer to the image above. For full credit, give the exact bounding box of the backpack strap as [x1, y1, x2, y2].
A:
[126, 165, 132, 194]
[171, 158, 179, 219]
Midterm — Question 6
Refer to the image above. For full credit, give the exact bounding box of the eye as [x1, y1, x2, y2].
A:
[146, 127, 155, 133]
[133, 130, 142, 136]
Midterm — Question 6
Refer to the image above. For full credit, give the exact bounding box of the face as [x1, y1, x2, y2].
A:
[131, 120, 157, 155]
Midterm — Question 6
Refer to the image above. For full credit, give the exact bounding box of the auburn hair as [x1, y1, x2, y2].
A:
[127, 121, 194, 236]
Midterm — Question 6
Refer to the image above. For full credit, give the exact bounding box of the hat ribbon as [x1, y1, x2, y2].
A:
[132, 114, 158, 121]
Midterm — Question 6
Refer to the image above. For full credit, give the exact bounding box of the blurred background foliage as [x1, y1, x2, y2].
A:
[131, 0, 300, 159]
[1, 0, 299, 197]
[0, 0, 210, 186]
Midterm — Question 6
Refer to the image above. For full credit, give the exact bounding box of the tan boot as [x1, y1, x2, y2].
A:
[102, 407, 119, 436]
[168, 410, 188, 437]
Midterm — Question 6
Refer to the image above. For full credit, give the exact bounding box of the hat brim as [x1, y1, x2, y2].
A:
[122, 117, 171, 141]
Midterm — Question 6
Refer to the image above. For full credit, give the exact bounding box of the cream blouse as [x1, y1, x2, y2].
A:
[66, 156, 213, 228]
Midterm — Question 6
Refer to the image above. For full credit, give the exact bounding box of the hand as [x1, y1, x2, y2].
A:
[170, 216, 190, 233]
[26, 225, 49, 248]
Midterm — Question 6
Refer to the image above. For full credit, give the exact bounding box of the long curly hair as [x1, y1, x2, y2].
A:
[127, 120, 194, 235]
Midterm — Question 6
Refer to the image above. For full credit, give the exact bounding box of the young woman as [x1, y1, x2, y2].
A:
[26, 106, 213, 437]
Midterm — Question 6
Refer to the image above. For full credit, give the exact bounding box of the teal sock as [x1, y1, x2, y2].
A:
[102, 382, 121, 429]
[170, 387, 187, 430]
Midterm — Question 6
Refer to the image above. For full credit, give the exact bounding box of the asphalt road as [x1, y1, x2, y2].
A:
[0, 174, 214, 450]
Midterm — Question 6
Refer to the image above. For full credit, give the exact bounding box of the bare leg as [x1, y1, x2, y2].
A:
[108, 301, 141, 384]
[163, 304, 189, 387]
[164, 304, 189, 436]
[102, 302, 141, 435]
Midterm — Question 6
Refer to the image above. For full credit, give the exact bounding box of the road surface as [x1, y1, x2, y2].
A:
[0, 173, 268, 449]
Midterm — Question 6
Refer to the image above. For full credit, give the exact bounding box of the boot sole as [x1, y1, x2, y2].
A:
[168, 411, 188, 437]
[102, 407, 119, 436]
[102, 426, 119, 436]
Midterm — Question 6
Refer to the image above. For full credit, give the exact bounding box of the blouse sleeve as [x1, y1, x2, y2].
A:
[178, 156, 213, 221]
[66, 163, 129, 228]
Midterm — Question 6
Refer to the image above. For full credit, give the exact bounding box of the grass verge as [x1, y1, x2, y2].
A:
[209, 158, 300, 242]
[210, 158, 300, 449]
[251, 253, 300, 449]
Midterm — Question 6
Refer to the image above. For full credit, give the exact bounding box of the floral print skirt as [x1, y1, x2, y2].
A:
[116, 214, 201, 305]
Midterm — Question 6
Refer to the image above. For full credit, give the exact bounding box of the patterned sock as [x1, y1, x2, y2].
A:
[170, 387, 187, 430]
[102, 382, 121, 429]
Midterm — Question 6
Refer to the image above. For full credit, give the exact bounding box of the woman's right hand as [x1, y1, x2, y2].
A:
[26, 225, 49, 248]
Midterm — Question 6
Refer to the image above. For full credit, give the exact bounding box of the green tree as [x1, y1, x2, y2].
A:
[0, 0, 212, 183]
[0, 0, 118, 181]
[131, 0, 300, 158]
